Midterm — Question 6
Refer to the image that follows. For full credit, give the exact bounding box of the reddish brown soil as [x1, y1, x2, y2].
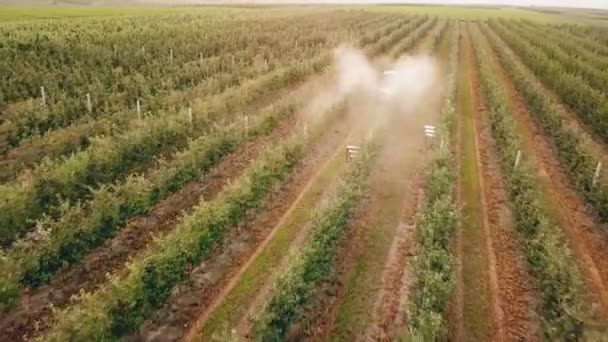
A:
[131, 117, 352, 342]
[297, 72, 443, 342]
[470, 23, 540, 340]
[480, 23, 608, 321]
[364, 180, 424, 341]
[0, 114, 297, 342]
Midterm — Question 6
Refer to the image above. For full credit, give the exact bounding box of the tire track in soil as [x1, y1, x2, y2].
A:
[470, 23, 540, 340]
[299, 78, 443, 342]
[229, 134, 348, 341]
[452, 25, 503, 342]
[481, 23, 608, 322]
[361, 24, 453, 341]
[135, 115, 355, 342]
[363, 181, 424, 341]
[0, 112, 297, 342]
[292, 24, 449, 342]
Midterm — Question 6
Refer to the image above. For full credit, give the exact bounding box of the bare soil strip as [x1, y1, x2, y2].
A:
[320, 74, 442, 342]
[470, 24, 540, 340]
[480, 24, 608, 322]
[170, 124, 354, 342]
[452, 25, 502, 342]
[362, 24, 454, 341]
[363, 182, 424, 341]
[0, 111, 297, 342]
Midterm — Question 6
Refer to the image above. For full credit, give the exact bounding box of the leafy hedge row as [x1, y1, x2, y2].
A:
[365, 16, 428, 57]
[36, 99, 346, 341]
[251, 140, 377, 342]
[0, 12, 366, 148]
[558, 24, 608, 54]
[0, 14, 395, 182]
[389, 16, 439, 57]
[481, 25, 608, 223]
[0, 96, 299, 312]
[0, 57, 325, 247]
[0, 15, 415, 310]
[488, 20, 608, 146]
[472, 28, 591, 339]
[520, 21, 608, 72]
[407, 24, 459, 340]
[500, 21, 608, 95]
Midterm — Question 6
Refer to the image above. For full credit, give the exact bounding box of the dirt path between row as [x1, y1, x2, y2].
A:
[479, 23, 608, 323]
[303, 65, 444, 342]
[470, 23, 540, 341]
[451, 24, 502, 342]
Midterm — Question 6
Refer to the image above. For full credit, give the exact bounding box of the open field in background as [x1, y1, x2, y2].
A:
[1, 4, 605, 22]
[1, 4, 608, 341]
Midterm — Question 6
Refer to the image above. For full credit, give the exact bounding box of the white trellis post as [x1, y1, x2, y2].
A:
[86, 93, 92, 113]
[424, 125, 436, 147]
[40, 86, 46, 106]
[136, 99, 141, 119]
[514, 150, 522, 169]
[593, 161, 602, 187]
[188, 107, 193, 126]
[346, 145, 360, 162]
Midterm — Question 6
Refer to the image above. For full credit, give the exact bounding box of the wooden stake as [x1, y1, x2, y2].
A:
[136, 99, 141, 119]
[593, 161, 602, 187]
[40, 86, 46, 106]
[199, 52, 203, 63]
[514, 150, 522, 169]
[170, 49, 174, 64]
[188, 107, 193, 126]
[86, 93, 92, 113]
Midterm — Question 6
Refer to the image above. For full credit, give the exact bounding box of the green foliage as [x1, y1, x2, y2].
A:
[0, 12, 416, 312]
[489, 20, 608, 147]
[0, 56, 320, 247]
[472, 29, 591, 339]
[39, 131, 307, 341]
[481, 24, 608, 225]
[407, 26, 459, 340]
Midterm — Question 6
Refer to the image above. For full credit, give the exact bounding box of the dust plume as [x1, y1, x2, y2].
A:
[301, 45, 440, 135]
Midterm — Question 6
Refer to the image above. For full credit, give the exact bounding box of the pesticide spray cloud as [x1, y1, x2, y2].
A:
[301, 45, 439, 130]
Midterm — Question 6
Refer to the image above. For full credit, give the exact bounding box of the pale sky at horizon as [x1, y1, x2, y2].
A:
[345, 0, 608, 10]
